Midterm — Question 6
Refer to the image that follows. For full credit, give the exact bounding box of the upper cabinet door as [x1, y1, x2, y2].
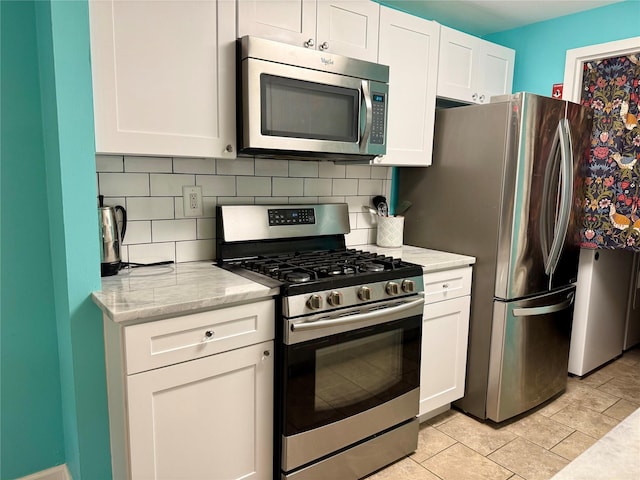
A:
[315, 1, 380, 62]
[238, 1, 379, 61]
[237, 0, 317, 48]
[476, 40, 515, 102]
[437, 26, 514, 104]
[89, 0, 237, 158]
[374, 6, 439, 166]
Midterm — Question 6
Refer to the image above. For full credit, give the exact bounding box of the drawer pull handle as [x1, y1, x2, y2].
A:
[203, 330, 215, 341]
[442, 283, 450, 289]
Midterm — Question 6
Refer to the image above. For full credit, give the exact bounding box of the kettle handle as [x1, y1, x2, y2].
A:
[115, 205, 127, 242]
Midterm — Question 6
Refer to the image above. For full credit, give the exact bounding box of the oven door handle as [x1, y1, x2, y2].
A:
[291, 294, 425, 332]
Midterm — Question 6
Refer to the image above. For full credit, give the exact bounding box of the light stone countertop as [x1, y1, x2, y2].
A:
[91, 261, 278, 324]
[360, 244, 476, 272]
[91, 246, 476, 324]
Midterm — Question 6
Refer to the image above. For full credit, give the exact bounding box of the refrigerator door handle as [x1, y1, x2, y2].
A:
[540, 125, 561, 271]
[512, 292, 575, 317]
[546, 119, 574, 276]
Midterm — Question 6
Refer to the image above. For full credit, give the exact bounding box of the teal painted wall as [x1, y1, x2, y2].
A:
[485, 1, 640, 95]
[0, 1, 65, 477]
[1, 1, 111, 478]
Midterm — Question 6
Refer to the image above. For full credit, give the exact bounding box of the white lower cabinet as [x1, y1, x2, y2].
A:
[419, 267, 472, 419]
[104, 299, 275, 480]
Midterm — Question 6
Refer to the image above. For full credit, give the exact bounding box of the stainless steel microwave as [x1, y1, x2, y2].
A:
[237, 35, 389, 162]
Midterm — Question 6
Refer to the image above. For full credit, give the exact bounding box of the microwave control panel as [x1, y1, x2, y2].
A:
[371, 93, 386, 145]
[268, 208, 316, 226]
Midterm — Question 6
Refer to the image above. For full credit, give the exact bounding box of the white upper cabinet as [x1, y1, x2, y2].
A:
[437, 26, 515, 104]
[373, 6, 439, 166]
[237, 0, 380, 62]
[89, 0, 237, 158]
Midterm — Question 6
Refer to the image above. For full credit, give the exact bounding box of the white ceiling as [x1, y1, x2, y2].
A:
[382, 0, 625, 36]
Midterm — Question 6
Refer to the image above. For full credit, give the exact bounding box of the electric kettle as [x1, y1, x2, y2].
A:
[98, 195, 127, 276]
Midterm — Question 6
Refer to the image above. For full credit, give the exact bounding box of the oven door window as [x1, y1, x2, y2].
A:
[283, 315, 421, 436]
[261, 74, 359, 142]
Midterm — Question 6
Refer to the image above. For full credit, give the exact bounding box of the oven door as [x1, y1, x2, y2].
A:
[240, 57, 387, 158]
[281, 295, 423, 472]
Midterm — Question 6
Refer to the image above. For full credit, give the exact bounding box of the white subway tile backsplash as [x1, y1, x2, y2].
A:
[345, 196, 375, 213]
[197, 218, 216, 239]
[255, 158, 289, 177]
[150, 173, 195, 196]
[101, 196, 126, 208]
[332, 178, 359, 196]
[371, 166, 390, 179]
[304, 178, 332, 196]
[96, 155, 124, 172]
[173, 157, 216, 174]
[273, 177, 303, 197]
[318, 196, 345, 204]
[357, 179, 384, 196]
[256, 196, 289, 204]
[318, 162, 345, 178]
[237, 176, 271, 197]
[346, 165, 371, 179]
[356, 212, 378, 229]
[99, 173, 149, 197]
[123, 221, 151, 245]
[125, 156, 172, 173]
[96, 155, 379, 262]
[345, 229, 369, 246]
[295, 196, 319, 204]
[217, 158, 254, 176]
[176, 239, 215, 262]
[217, 196, 254, 205]
[198, 175, 236, 196]
[152, 219, 197, 242]
[127, 197, 174, 220]
[289, 160, 319, 178]
[128, 242, 175, 264]
[201, 197, 217, 217]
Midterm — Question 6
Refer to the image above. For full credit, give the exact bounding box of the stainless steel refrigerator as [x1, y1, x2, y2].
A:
[398, 92, 593, 422]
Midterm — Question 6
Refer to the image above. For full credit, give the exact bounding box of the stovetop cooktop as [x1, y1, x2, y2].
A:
[220, 248, 424, 296]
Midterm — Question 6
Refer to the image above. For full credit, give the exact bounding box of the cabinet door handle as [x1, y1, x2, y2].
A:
[304, 38, 315, 48]
[472, 93, 478, 101]
[225, 144, 233, 153]
[479, 94, 486, 103]
[442, 283, 450, 289]
[319, 41, 329, 51]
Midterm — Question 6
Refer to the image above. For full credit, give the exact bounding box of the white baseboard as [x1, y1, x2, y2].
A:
[18, 465, 71, 480]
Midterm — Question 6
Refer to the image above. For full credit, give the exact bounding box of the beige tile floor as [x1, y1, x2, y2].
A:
[367, 346, 640, 480]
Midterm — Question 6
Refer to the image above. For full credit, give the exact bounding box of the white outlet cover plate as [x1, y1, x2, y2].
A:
[182, 185, 203, 217]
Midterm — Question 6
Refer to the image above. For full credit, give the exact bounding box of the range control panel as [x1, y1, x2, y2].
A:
[268, 208, 316, 226]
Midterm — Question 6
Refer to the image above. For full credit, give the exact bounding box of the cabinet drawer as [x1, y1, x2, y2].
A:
[124, 300, 274, 375]
[423, 267, 472, 305]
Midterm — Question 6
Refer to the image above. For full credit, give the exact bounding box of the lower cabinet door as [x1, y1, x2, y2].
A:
[420, 296, 470, 417]
[127, 341, 274, 480]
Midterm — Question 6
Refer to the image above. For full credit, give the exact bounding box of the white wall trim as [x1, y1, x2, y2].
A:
[17, 465, 71, 480]
[563, 36, 640, 102]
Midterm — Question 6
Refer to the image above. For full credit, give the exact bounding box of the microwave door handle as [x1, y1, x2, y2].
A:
[359, 80, 373, 152]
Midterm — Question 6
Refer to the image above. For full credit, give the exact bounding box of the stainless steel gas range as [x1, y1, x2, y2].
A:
[216, 204, 424, 480]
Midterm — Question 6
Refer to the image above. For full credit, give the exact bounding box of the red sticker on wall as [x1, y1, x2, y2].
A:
[552, 83, 563, 99]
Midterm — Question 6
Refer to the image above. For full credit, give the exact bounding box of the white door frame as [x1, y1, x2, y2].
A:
[563, 36, 640, 374]
[563, 36, 640, 102]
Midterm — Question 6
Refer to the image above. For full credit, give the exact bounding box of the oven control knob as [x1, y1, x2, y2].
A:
[357, 286, 372, 301]
[401, 279, 416, 293]
[306, 294, 323, 310]
[386, 282, 400, 296]
[327, 291, 343, 306]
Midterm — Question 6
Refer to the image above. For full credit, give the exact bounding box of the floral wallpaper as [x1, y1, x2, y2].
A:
[580, 53, 640, 249]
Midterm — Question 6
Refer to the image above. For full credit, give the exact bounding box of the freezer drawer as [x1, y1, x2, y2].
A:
[486, 287, 575, 422]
